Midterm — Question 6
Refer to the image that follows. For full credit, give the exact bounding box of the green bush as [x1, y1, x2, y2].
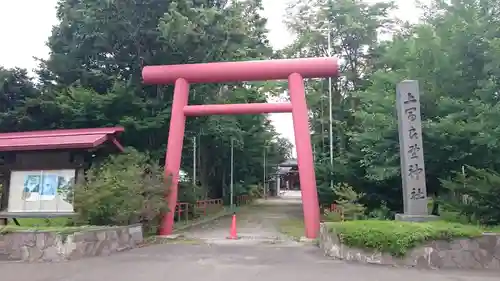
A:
[245, 184, 262, 200]
[178, 182, 205, 204]
[367, 201, 393, 220]
[221, 183, 259, 206]
[326, 220, 484, 256]
[333, 182, 366, 220]
[315, 163, 338, 210]
[72, 148, 168, 234]
[440, 165, 500, 226]
[322, 210, 343, 222]
[222, 182, 244, 205]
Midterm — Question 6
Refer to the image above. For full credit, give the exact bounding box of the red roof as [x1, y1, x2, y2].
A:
[0, 127, 125, 152]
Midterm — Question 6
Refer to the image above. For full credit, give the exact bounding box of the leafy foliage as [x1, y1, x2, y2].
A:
[367, 201, 392, 220]
[440, 166, 500, 226]
[333, 183, 366, 220]
[0, 0, 293, 205]
[72, 149, 167, 233]
[322, 210, 343, 222]
[177, 182, 205, 205]
[3, 0, 500, 232]
[315, 164, 336, 210]
[285, 0, 500, 220]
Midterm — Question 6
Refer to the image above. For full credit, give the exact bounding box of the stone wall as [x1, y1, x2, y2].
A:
[319, 223, 500, 270]
[0, 224, 143, 262]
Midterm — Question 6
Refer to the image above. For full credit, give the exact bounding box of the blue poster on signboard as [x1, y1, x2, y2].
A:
[23, 175, 41, 193]
[40, 174, 58, 200]
[22, 174, 41, 201]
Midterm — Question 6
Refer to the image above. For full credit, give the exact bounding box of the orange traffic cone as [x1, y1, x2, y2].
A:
[227, 213, 239, 240]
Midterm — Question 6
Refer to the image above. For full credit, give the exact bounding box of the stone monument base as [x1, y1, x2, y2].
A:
[395, 213, 440, 222]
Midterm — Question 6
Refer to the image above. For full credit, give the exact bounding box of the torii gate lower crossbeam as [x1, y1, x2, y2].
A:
[142, 57, 339, 239]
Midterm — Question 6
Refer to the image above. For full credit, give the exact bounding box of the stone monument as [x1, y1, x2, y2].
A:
[395, 80, 437, 221]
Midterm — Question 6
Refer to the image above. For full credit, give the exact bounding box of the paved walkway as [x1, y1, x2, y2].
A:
[1, 197, 498, 281]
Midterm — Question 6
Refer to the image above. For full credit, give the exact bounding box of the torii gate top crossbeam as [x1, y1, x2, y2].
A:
[142, 57, 338, 84]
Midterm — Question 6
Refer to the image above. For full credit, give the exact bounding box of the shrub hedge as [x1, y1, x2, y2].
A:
[326, 220, 488, 256]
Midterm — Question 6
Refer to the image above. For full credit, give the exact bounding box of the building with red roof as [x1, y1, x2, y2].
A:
[0, 127, 124, 223]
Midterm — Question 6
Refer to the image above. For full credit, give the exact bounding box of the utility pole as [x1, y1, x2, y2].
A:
[230, 138, 234, 209]
[326, 28, 334, 191]
[193, 136, 197, 185]
[314, 25, 334, 190]
[263, 146, 267, 199]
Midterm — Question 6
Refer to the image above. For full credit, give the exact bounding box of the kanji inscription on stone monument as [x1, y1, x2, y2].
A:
[396, 80, 428, 215]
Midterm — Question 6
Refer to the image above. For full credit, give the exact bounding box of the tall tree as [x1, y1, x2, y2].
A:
[35, 0, 291, 198]
[283, 0, 395, 209]
[340, 0, 500, 212]
[0, 67, 61, 132]
[284, 0, 394, 157]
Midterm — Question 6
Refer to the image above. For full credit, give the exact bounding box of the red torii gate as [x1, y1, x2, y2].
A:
[142, 57, 338, 238]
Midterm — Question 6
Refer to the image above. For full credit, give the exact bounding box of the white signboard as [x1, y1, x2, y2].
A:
[7, 169, 75, 213]
[396, 80, 428, 215]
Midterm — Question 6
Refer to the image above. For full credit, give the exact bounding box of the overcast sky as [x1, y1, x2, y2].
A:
[0, 0, 425, 156]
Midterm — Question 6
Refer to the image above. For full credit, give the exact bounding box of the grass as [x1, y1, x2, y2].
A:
[277, 218, 305, 240]
[1, 218, 101, 234]
[325, 220, 492, 257]
[2, 206, 239, 236]
[15, 217, 71, 227]
[0, 224, 104, 234]
[277, 210, 346, 241]
[484, 225, 500, 233]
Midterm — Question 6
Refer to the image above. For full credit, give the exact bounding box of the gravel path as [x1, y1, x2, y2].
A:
[182, 197, 304, 245]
